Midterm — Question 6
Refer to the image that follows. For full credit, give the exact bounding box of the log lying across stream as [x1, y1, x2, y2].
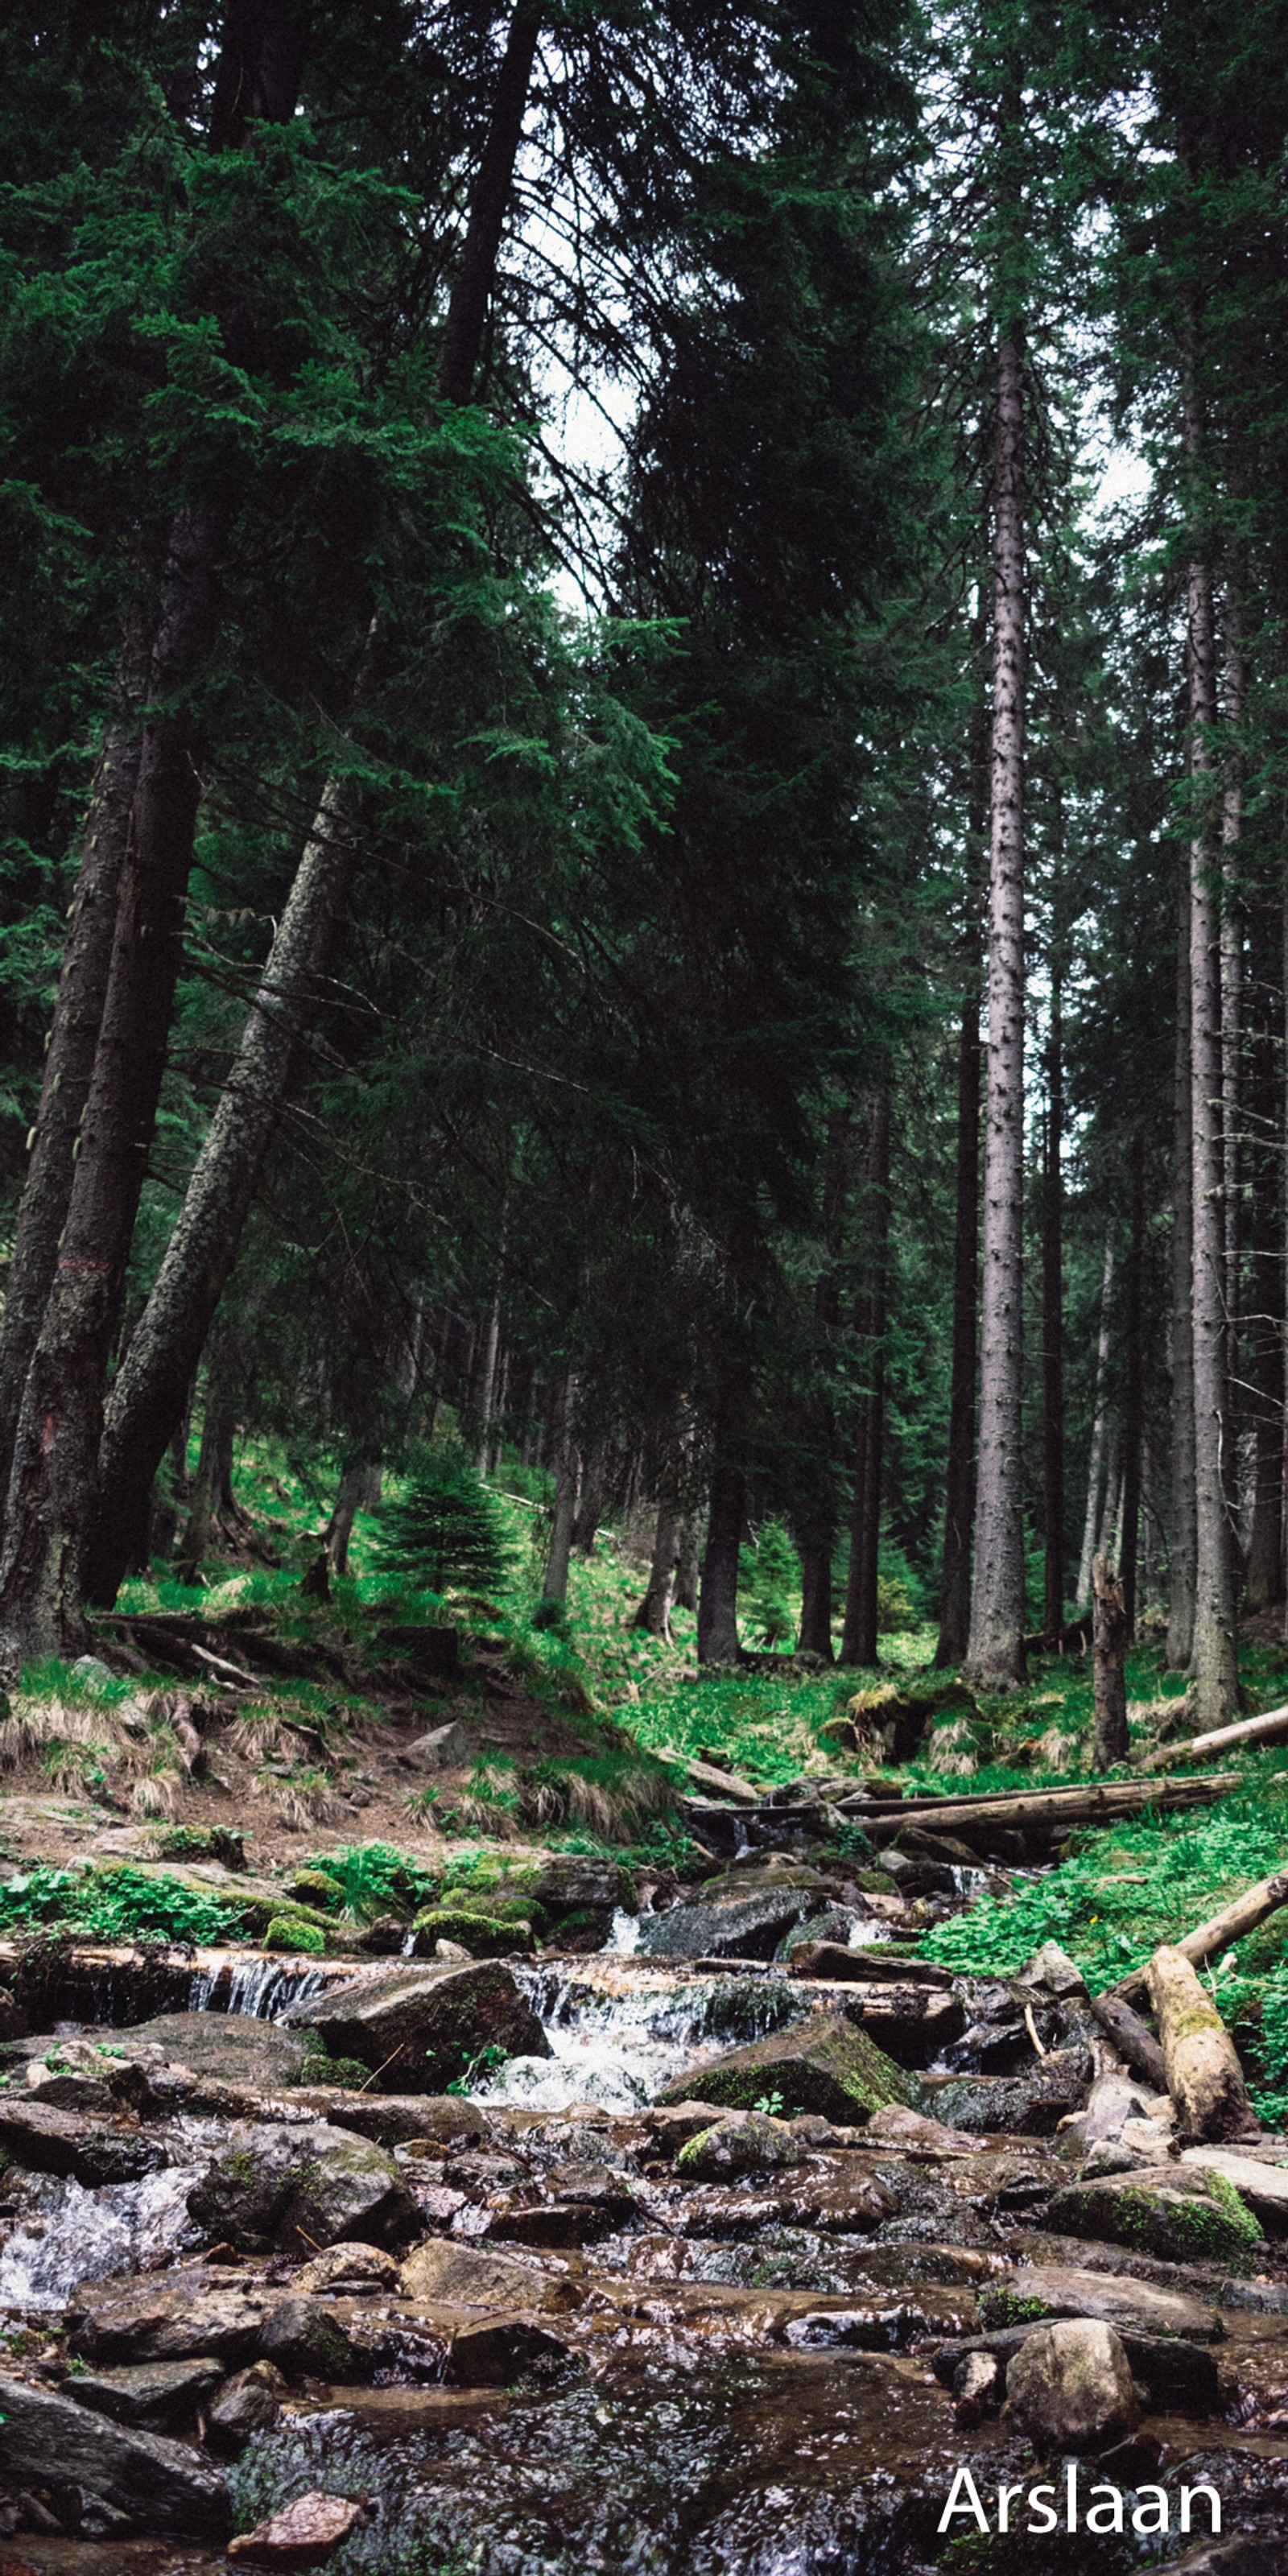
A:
[831, 1771, 1241, 1839]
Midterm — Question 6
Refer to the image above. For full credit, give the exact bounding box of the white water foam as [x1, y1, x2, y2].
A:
[0, 2162, 203, 2310]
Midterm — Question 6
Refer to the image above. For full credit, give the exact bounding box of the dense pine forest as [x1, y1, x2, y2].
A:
[9, 6, 1288, 2571]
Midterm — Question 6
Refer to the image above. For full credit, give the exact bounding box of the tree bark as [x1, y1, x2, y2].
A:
[965, 329, 1028, 1687]
[674, 1512, 700, 1614]
[572, 1439, 605, 1556]
[1115, 1869, 1288, 2004]
[1187, 464, 1239, 1723]
[0, 612, 150, 1500]
[83, 770, 361, 1602]
[1092, 1553, 1129, 1766]
[542, 1375, 579, 1606]
[324, 1460, 381, 1580]
[1220, 574, 1245, 1535]
[1245, 942, 1283, 1610]
[1146, 1942, 1256, 2143]
[1121, 1132, 1146, 1633]
[1042, 923, 1065, 1639]
[1169, 857, 1198, 1665]
[936, 728, 985, 1668]
[176, 1352, 239, 1582]
[1077, 1234, 1114, 1608]
[697, 1366, 749, 1665]
[436, 2, 541, 407]
[841, 1089, 892, 1666]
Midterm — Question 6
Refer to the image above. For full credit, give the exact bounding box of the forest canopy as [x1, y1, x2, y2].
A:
[0, 0, 1285, 1733]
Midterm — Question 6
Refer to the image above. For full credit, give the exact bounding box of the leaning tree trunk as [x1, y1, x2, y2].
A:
[1169, 857, 1198, 1666]
[1092, 1553, 1129, 1766]
[0, 612, 150, 1501]
[965, 328, 1028, 1688]
[841, 1089, 891, 1666]
[324, 1460, 382, 1580]
[1077, 1233, 1114, 1608]
[1187, 502, 1239, 1723]
[83, 772, 360, 1601]
[935, 717, 985, 1668]
[1146, 1943, 1256, 2142]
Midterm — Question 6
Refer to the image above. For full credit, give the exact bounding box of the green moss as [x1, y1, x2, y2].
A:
[977, 2287, 1049, 2327]
[262, 1914, 326, 1955]
[285, 1868, 345, 1912]
[411, 1905, 533, 1958]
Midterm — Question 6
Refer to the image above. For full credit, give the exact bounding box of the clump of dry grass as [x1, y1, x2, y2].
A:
[520, 1754, 674, 1839]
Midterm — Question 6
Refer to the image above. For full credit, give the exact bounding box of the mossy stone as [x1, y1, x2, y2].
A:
[656, 2011, 912, 2124]
[286, 1869, 345, 1913]
[411, 1906, 534, 1958]
[263, 1916, 326, 1955]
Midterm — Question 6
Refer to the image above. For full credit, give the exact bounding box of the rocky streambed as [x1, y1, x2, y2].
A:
[0, 1853, 1286, 2573]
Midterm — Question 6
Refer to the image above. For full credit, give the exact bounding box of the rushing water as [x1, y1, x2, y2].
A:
[188, 1954, 336, 2019]
[473, 1959, 803, 2113]
[0, 2161, 204, 2308]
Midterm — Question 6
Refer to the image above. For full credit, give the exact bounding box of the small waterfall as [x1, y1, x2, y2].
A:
[474, 1960, 803, 2114]
[0, 2163, 203, 2310]
[188, 1955, 336, 2021]
[605, 1908, 641, 1955]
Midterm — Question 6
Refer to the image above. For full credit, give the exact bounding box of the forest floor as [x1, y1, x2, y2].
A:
[2, 1460, 1288, 2091]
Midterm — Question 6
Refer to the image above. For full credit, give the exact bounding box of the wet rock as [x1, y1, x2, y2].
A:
[287, 1959, 550, 2091]
[1021, 1940, 1088, 1997]
[836, 1984, 966, 2068]
[0, 2372, 229, 2537]
[1056, 2070, 1174, 2161]
[292, 2241, 399, 2293]
[207, 2360, 287, 2453]
[258, 2297, 362, 2381]
[447, 2315, 576, 2385]
[120, 2012, 306, 2089]
[23, 2067, 115, 2114]
[71, 2275, 267, 2367]
[69, 2353, 225, 2430]
[228, 2486, 365, 2566]
[976, 2262, 1224, 2342]
[1156, 2540, 1288, 2576]
[188, 2119, 419, 2252]
[1179, 2147, 1288, 2232]
[953, 2346, 1003, 2425]
[0, 2096, 167, 2185]
[646, 2101, 729, 2154]
[294, 2091, 487, 2150]
[862, 2104, 977, 2155]
[921, 2050, 1093, 2136]
[657, 2013, 912, 2124]
[1046, 2165, 1265, 2265]
[675, 2112, 805, 2179]
[638, 1889, 815, 1962]
[1003, 2318, 1140, 2447]
[398, 2237, 576, 2312]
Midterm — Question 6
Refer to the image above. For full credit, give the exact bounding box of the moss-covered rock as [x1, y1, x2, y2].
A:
[1046, 2165, 1265, 2269]
[657, 2011, 913, 2124]
[285, 1869, 345, 1913]
[287, 1958, 551, 2092]
[262, 1916, 326, 1955]
[409, 1906, 534, 1959]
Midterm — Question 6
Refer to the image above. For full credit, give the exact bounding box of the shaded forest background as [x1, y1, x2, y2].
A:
[2, 0, 1286, 1724]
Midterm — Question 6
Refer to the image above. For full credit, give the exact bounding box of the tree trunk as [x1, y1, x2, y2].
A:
[1092, 1553, 1129, 1766]
[1146, 1943, 1256, 2143]
[965, 329, 1028, 1688]
[176, 1354, 239, 1582]
[1042, 926, 1065, 1638]
[634, 1494, 679, 1639]
[841, 1090, 892, 1666]
[1245, 939, 1283, 1610]
[935, 720, 985, 1668]
[572, 1440, 605, 1556]
[797, 1113, 848, 1662]
[324, 1460, 382, 1579]
[475, 1255, 504, 1480]
[1169, 857, 1198, 1666]
[83, 770, 361, 1602]
[1077, 1235, 1114, 1608]
[0, 612, 150, 1501]
[1121, 1132, 1146, 1633]
[1220, 574, 1245, 1534]
[436, 2, 541, 406]
[1187, 481, 1239, 1723]
[542, 1376, 579, 1606]
[697, 1368, 749, 1666]
[674, 1512, 700, 1614]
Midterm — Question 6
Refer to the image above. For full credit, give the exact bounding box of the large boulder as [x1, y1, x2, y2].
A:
[657, 2012, 912, 2124]
[398, 2237, 572, 2314]
[120, 2013, 305, 2089]
[1003, 2318, 1139, 2448]
[1046, 2165, 1265, 2266]
[188, 2119, 418, 2252]
[0, 2372, 229, 2537]
[71, 2273, 268, 2367]
[287, 1959, 549, 2091]
[0, 2096, 167, 2184]
[69, 2355, 225, 2431]
[977, 2264, 1224, 2343]
[675, 2111, 804, 2180]
[638, 1889, 814, 1962]
[919, 2051, 1092, 2136]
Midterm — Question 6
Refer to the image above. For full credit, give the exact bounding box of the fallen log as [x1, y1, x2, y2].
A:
[1141, 1699, 1288, 1773]
[1085, 1990, 1168, 2092]
[1146, 1943, 1257, 2142]
[1112, 1867, 1288, 2007]
[655, 1748, 762, 1806]
[853, 1773, 1240, 1843]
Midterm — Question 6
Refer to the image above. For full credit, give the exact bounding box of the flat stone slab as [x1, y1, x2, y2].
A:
[978, 2263, 1224, 2342]
[638, 1891, 814, 1962]
[0, 2370, 230, 2537]
[1181, 2149, 1288, 2225]
[121, 2011, 306, 2087]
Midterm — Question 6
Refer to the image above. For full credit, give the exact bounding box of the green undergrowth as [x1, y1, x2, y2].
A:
[0, 1861, 242, 1946]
